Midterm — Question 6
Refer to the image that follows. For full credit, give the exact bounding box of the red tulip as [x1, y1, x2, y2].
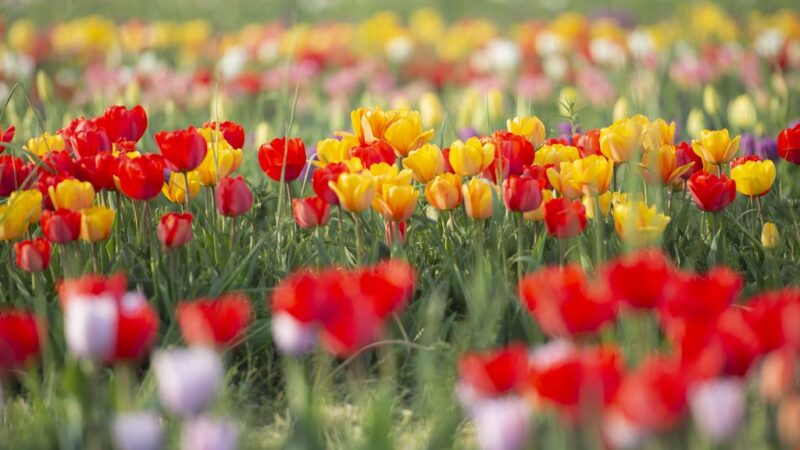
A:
[748, 288, 800, 353]
[98, 105, 148, 143]
[441, 147, 454, 173]
[502, 174, 542, 212]
[544, 198, 587, 239]
[385, 220, 407, 246]
[659, 267, 742, 328]
[612, 357, 688, 432]
[675, 141, 704, 180]
[312, 162, 348, 205]
[730, 155, 761, 168]
[292, 196, 330, 229]
[14, 238, 51, 272]
[35, 174, 69, 210]
[0, 155, 32, 196]
[177, 293, 253, 348]
[521, 164, 552, 190]
[257, 137, 306, 182]
[271, 269, 338, 324]
[350, 139, 396, 168]
[69, 118, 112, 158]
[155, 127, 208, 172]
[777, 123, 800, 164]
[116, 154, 165, 201]
[577, 129, 602, 157]
[0, 309, 43, 372]
[687, 171, 736, 212]
[458, 344, 529, 397]
[491, 130, 534, 176]
[603, 250, 674, 310]
[215, 176, 253, 217]
[203, 120, 245, 149]
[112, 292, 159, 362]
[157, 212, 193, 248]
[0, 125, 15, 148]
[37, 150, 77, 178]
[41, 209, 81, 243]
[355, 259, 415, 318]
[77, 152, 119, 191]
[518, 264, 616, 337]
[58, 272, 128, 309]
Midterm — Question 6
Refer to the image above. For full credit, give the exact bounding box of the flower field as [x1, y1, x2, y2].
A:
[2, 1, 800, 449]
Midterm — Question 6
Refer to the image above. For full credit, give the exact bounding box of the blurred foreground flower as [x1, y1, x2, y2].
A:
[177, 293, 253, 349]
[153, 347, 223, 417]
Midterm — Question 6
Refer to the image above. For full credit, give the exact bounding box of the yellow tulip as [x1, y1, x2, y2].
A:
[691, 129, 740, 164]
[613, 199, 671, 246]
[374, 184, 419, 222]
[195, 143, 243, 186]
[329, 172, 377, 213]
[314, 136, 358, 167]
[703, 85, 721, 116]
[348, 107, 397, 144]
[448, 138, 495, 177]
[162, 171, 201, 203]
[523, 189, 554, 222]
[641, 119, 675, 152]
[534, 144, 581, 166]
[49, 179, 95, 211]
[547, 155, 614, 199]
[686, 108, 706, 139]
[383, 110, 435, 157]
[25, 132, 66, 156]
[583, 191, 612, 220]
[487, 88, 504, 121]
[462, 178, 495, 220]
[0, 191, 42, 240]
[425, 173, 463, 211]
[731, 160, 776, 197]
[641, 145, 693, 185]
[728, 95, 757, 129]
[7, 190, 42, 223]
[403, 144, 445, 183]
[600, 117, 643, 163]
[419, 92, 444, 129]
[761, 222, 779, 249]
[507, 116, 546, 148]
[80, 206, 115, 242]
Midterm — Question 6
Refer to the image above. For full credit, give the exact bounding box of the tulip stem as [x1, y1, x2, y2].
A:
[351, 212, 363, 264]
[336, 206, 347, 264]
[183, 171, 191, 213]
[756, 195, 766, 226]
[516, 212, 524, 280]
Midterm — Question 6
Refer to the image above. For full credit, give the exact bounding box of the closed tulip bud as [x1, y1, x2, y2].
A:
[523, 189, 554, 222]
[727, 95, 757, 129]
[329, 172, 376, 213]
[613, 200, 671, 246]
[14, 238, 50, 272]
[292, 197, 330, 229]
[271, 312, 318, 356]
[507, 116, 546, 148]
[153, 347, 223, 417]
[703, 85, 721, 116]
[25, 132, 65, 156]
[425, 173, 462, 210]
[730, 160, 775, 197]
[258, 137, 307, 182]
[449, 138, 495, 177]
[162, 171, 201, 204]
[462, 178, 495, 220]
[403, 143, 445, 182]
[49, 179, 95, 211]
[181, 416, 239, 450]
[503, 175, 542, 212]
[41, 209, 81, 243]
[419, 92, 443, 129]
[488, 87, 504, 121]
[689, 378, 745, 443]
[35, 70, 52, 103]
[215, 176, 253, 217]
[547, 155, 614, 198]
[112, 412, 164, 450]
[544, 198, 587, 238]
[64, 294, 118, 360]
[692, 129, 741, 164]
[761, 222, 780, 249]
[79, 206, 115, 242]
[687, 171, 736, 212]
[157, 212, 193, 248]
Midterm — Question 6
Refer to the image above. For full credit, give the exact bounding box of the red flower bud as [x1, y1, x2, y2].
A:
[292, 196, 330, 229]
[157, 212, 193, 248]
[14, 238, 51, 272]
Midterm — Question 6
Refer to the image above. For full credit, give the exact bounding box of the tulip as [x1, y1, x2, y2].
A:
[544, 198, 587, 239]
[69, 119, 113, 159]
[215, 176, 253, 217]
[116, 154, 166, 201]
[502, 175, 542, 212]
[425, 173, 462, 210]
[689, 378, 745, 442]
[177, 293, 253, 349]
[181, 416, 239, 450]
[523, 189, 553, 222]
[507, 116, 546, 148]
[727, 95, 757, 129]
[547, 155, 613, 198]
[582, 191, 612, 220]
[761, 222, 780, 249]
[49, 178, 95, 211]
[312, 162, 350, 205]
[686, 108, 706, 140]
[402, 143, 445, 182]
[641, 145, 693, 185]
[328, 172, 376, 213]
[111, 411, 164, 450]
[534, 144, 580, 166]
[314, 136, 357, 167]
[14, 238, 50, 272]
[41, 209, 81, 243]
[613, 200, 671, 246]
[162, 171, 201, 204]
[458, 345, 529, 400]
[194, 140, 242, 187]
[63, 293, 118, 359]
[98, 105, 148, 143]
[369, 163, 413, 193]
[8, 189, 42, 223]
[112, 291, 159, 362]
[604, 250, 674, 310]
[489, 131, 535, 177]
[0, 124, 15, 147]
[351, 139, 397, 167]
[600, 118, 643, 163]
[777, 123, 800, 164]
[448, 138, 495, 177]
[691, 129, 741, 164]
[292, 196, 331, 229]
[614, 357, 688, 432]
[383, 110, 434, 156]
[25, 132, 66, 156]
[271, 312, 318, 356]
[641, 119, 676, 152]
[730, 159, 775, 197]
[202, 120, 245, 149]
[347, 107, 397, 144]
[419, 92, 443, 129]
[374, 184, 419, 222]
[157, 212, 193, 248]
[0, 309, 43, 372]
[471, 398, 532, 450]
[77, 152, 120, 191]
[687, 171, 736, 212]
[462, 178, 495, 220]
[153, 347, 223, 417]
[0, 192, 40, 241]
[79, 206, 115, 242]
[155, 127, 208, 173]
[258, 137, 306, 182]
[0, 155, 32, 196]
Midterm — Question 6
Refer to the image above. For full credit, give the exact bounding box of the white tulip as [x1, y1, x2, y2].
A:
[181, 416, 239, 450]
[271, 312, 317, 356]
[112, 411, 164, 450]
[64, 294, 118, 360]
[689, 378, 745, 442]
[153, 347, 223, 417]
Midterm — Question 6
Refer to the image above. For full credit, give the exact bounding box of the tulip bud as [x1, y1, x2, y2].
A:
[292, 197, 330, 229]
[689, 378, 745, 442]
[14, 238, 51, 272]
[703, 85, 721, 116]
[487, 88, 504, 122]
[49, 179, 95, 211]
[761, 222, 780, 249]
[181, 416, 239, 450]
[153, 347, 223, 417]
[35, 70, 52, 103]
[157, 213, 193, 248]
[425, 173, 462, 211]
[470, 397, 532, 450]
[80, 206, 116, 242]
[612, 97, 630, 122]
[64, 294, 118, 360]
[686, 109, 706, 140]
[271, 312, 317, 356]
[112, 411, 164, 450]
[727, 95, 757, 129]
[215, 176, 253, 217]
[419, 92, 443, 129]
[462, 178, 495, 220]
